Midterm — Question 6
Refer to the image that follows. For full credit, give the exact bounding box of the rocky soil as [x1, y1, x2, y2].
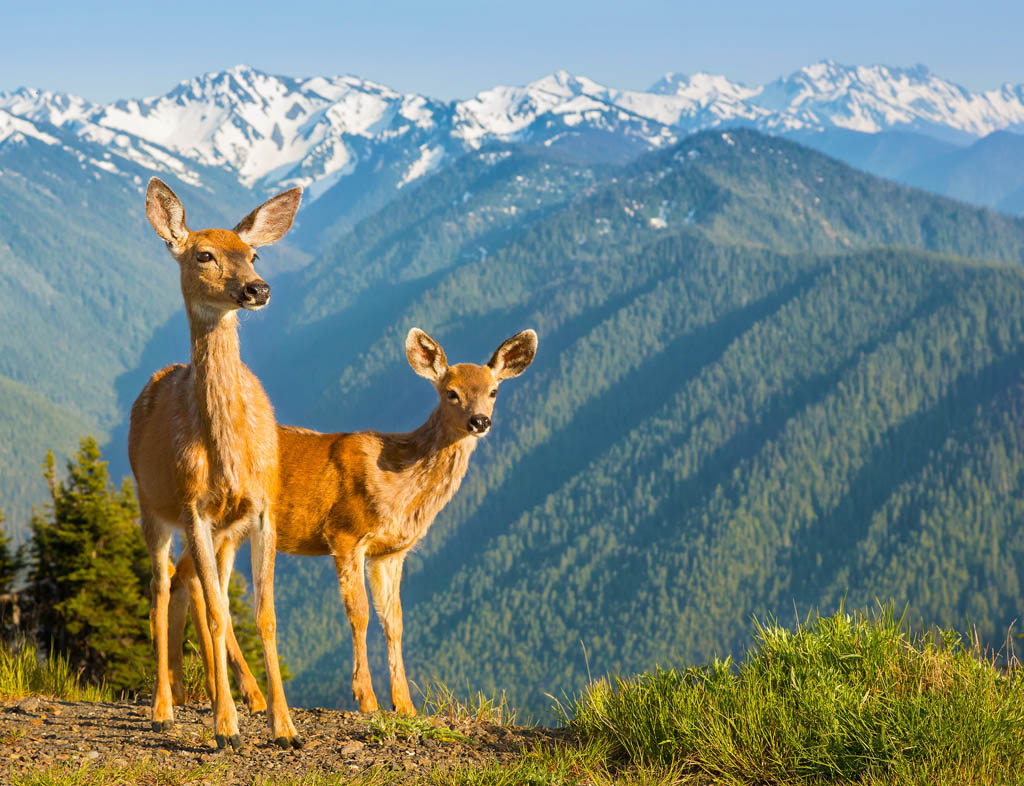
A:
[0, 696, 563, 783]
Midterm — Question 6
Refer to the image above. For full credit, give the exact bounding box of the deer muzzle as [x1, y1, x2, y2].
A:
[239, 280, 270, 309]
[468, 414, 491, 435]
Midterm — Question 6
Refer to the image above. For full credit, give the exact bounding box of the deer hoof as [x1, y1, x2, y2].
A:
[247, 697, 267, 715]
[273, 735, 303, 750]
[151, 720, 173, 732]
[215, 733, 244, 751]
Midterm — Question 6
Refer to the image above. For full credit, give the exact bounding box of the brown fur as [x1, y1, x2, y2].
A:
[169, 329, 538, 715]
[129, 178, 302, 748]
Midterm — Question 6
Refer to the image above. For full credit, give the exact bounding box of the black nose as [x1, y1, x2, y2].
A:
[468, 414, 491, 433]
[243, 281, 270, 305]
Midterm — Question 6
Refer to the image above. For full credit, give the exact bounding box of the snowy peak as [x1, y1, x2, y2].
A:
[1, 87, 92, 127]
[649, 71, 757, 103]
[90, 66, 448, 186]
[753, 60, 1024, 136]
[0, 66, 452, 192]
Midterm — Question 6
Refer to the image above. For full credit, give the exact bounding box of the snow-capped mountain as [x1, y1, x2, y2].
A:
[749, 62, 1024, 140]
[4, 60, 1024, 206]
[0, 103, 218, 189]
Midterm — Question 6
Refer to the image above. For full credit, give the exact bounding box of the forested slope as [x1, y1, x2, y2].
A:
[0, 375, 97, 524]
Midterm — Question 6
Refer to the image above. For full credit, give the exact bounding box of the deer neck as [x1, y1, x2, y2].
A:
[385, 409, 478, 521]
[188, 310, 249, 476]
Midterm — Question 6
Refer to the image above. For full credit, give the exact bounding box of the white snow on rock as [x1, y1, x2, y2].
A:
[0, 109, 59, 146]
[399, 144, 446, 187]
[4, 60, 1024, 198]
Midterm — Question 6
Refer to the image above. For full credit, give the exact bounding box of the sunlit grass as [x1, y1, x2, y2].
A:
[366, 711, 472, 744]
[0, 642, 109, 702]
[566, 605, 1024, 785]
[9, 760, 225, 786]
[417, 680, 518, 727]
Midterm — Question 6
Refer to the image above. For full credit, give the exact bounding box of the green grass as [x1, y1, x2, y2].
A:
[566, 606, 1024, 785]
[0, 643, 110, 702]
[365, 712, 472, 744]
[417, 680, 518, 726]
[9, 761, 227, 786]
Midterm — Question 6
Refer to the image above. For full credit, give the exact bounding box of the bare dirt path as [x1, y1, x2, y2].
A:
[0, 697, 563, 784]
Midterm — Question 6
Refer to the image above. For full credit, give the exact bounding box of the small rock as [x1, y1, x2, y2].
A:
[15, 698, 42, 715]
[340, 739, 365, 756]
[85, 750, 100, 760]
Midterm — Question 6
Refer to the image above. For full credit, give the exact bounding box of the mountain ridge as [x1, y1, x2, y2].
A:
[6, 60, 1024, 206]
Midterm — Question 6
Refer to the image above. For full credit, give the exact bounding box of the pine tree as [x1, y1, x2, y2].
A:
[0, 509, 23, 597]
[0, 509, 24, 639]
[27, 438, 151, 693]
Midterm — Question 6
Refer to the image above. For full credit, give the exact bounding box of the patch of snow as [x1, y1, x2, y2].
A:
[0, 109, 59, 146]
[399, 144, 445, 187]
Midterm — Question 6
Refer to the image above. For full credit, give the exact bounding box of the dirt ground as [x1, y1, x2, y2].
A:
[0, 696, 564, 784]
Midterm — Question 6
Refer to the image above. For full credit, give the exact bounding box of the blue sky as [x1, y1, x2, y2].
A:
[3, 0, 1023, 101]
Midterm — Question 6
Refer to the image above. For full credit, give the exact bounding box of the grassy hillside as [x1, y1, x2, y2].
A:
[569, 608, 1024, 785]
[250, 131, 1024, 715]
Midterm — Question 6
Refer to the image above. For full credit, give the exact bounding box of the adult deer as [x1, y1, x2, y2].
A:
[129, 178, 302, 749]
[168, 328, 538, 715]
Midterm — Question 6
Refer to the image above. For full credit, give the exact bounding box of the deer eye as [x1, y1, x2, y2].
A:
[196, 251, 214, 263]
[489, 389, 497, 398]
[446, 390, 460, 403]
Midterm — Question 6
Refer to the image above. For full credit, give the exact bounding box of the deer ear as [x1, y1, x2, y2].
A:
[146, 178, 189, 249]
[406, 328, 448, 383]
[234, 187, 303, 247]
[488, 329, 538, 381]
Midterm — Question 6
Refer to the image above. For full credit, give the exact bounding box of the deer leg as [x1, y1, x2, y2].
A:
[334, 549, 378, 713]
[167, 551, 193, 705]
[213, 539, 268, 714]
[184, 567, 218, 703]
[249, 509, 301, 747]
[142, 509, 175, 731]
[172, 541, 267, 712]
[368, 552, 415, 715]
[183, 506, 240, 750]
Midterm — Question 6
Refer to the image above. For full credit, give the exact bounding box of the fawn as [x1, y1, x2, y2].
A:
[167, 327, 538, 714]
[129, 178, 302, 749]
